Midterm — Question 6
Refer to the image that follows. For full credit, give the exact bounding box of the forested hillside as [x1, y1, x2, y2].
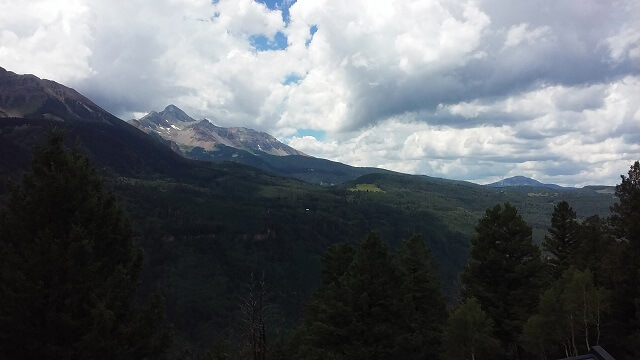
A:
[1, 129, 629, 359]
[0, 68, 627, 359]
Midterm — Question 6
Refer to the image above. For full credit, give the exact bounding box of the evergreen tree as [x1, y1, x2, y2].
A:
[396, 235, 447, 359]
[289, 233, 423, 360]
[0, 131, 170, 359]
[288, 242, 355, 360]
[461, 203, 544, 357]
[339, 232, 418, 360]
[607, 160, 640, 356]
[442, 298, 502, 360]
[573, 215, 616, 287]
[542, 201, 578, 279]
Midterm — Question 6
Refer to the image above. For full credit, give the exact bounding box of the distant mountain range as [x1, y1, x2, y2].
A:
[488, 175, 565, 189]
[129, 105, 306, 157]
[129, 104, 391, 185]
[0, 65, 613, 191]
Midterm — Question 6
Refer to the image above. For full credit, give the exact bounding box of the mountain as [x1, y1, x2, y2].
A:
[0, 67, 115, 123]
[0, 68, 617, 351]
[0, 67, 194, 178]
[129, 104, 392, 184]
[488, 175, 565, 189]
[129, 105, 306, 156]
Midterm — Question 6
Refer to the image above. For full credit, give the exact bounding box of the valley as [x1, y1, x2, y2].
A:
[0, 67, 624, 356]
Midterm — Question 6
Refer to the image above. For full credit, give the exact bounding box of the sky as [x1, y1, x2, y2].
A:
[1, 0, 638, 186]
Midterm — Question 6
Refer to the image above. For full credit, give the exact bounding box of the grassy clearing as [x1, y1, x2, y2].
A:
[527, 192, 549, 197]
[348, 183, 385, 193]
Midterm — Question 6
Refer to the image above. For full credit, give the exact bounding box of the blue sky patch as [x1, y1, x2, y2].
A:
[250, 31, 288, 51]
[296, 128, 326, 141]
[283, 73, 303, 85]
[255, 0, 295, 24]
[306, 25, 318, 47]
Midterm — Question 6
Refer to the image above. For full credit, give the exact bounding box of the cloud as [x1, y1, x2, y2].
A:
[0, 0, 93, 82]
[0, 0, 638, 186]
[503, 23, 551, 48]
[606, 27, 640, 62]
[289, 77, 640, 186]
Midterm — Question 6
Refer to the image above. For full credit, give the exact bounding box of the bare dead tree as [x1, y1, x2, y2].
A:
[238, 271, 271, 360]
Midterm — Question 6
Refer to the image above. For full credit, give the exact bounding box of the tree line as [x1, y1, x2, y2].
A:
[286, 161, 640, 360]
[1, 132, 638, 359]
[0, 132, 171, 359]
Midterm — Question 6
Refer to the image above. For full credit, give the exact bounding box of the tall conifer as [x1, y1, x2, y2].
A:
[542, 201, 578, 279]
[461, 203, 544, 357]
[607, 161, 640, 356]
[396, 235, 447, 358]
[0, 131, 170, 359]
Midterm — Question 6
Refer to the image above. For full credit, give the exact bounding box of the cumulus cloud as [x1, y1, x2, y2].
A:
[0, 0, 93, 82]
[0, 0, 638, 186]
[503, 23, 551, 48]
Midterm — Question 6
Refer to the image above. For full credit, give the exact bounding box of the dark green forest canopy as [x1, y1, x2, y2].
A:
[0, 132, 170, 360]
[0, 123, 620, 357]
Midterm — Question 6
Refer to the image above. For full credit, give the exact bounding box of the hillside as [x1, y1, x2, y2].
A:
[0, 68, 616, 350]
[343, 173, 614, 242]
[489, 175, 564, 189]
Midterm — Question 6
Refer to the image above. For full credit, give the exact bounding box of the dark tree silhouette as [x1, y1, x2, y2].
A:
[542, 201, 578, 279]
[0, 131, 170, 360]
[461, 203, 544, 358]
[607, 160, 640, 356]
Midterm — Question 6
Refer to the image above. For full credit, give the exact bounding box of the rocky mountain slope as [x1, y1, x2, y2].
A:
[129, 104, 392, 184]
[0, 67, 192, 178]
[0, 67, 114, 124]
[129, 105, 306, 157]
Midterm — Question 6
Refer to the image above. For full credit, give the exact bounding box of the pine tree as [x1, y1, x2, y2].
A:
[442, 298, 502, 360]
[289, 233, 423, 360]
[607, 160, 640, 356]
[288, 242, 355, 360]
[542, 201, 578, 279]
[396, 235, 447, 359]
[339, 232, 418, 360]
[461, 203, 544, 357]
[0, 131, 170, 359]
[573, 215, 616, 287]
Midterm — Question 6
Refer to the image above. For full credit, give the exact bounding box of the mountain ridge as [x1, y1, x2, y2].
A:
[128, 104, 397, 184]
[488, 175, 565, 189]
[0, 67, 115, 124]
[129, 105, 307, 157]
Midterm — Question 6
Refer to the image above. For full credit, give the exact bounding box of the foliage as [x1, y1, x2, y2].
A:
[289, 233, 447, 360]
[348, 183, 385, 192]
[521, 267, 609, 359]
[396, 235, 448, 358]
[572, 215, 616, 287]
[461, 203, 545, 356]
[542, 201, 578, 279]
[607, 160, 640, 356]
[442, 297, 502, 360]
[0, 131, 170, 359]
[0, 119, 619, 354]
